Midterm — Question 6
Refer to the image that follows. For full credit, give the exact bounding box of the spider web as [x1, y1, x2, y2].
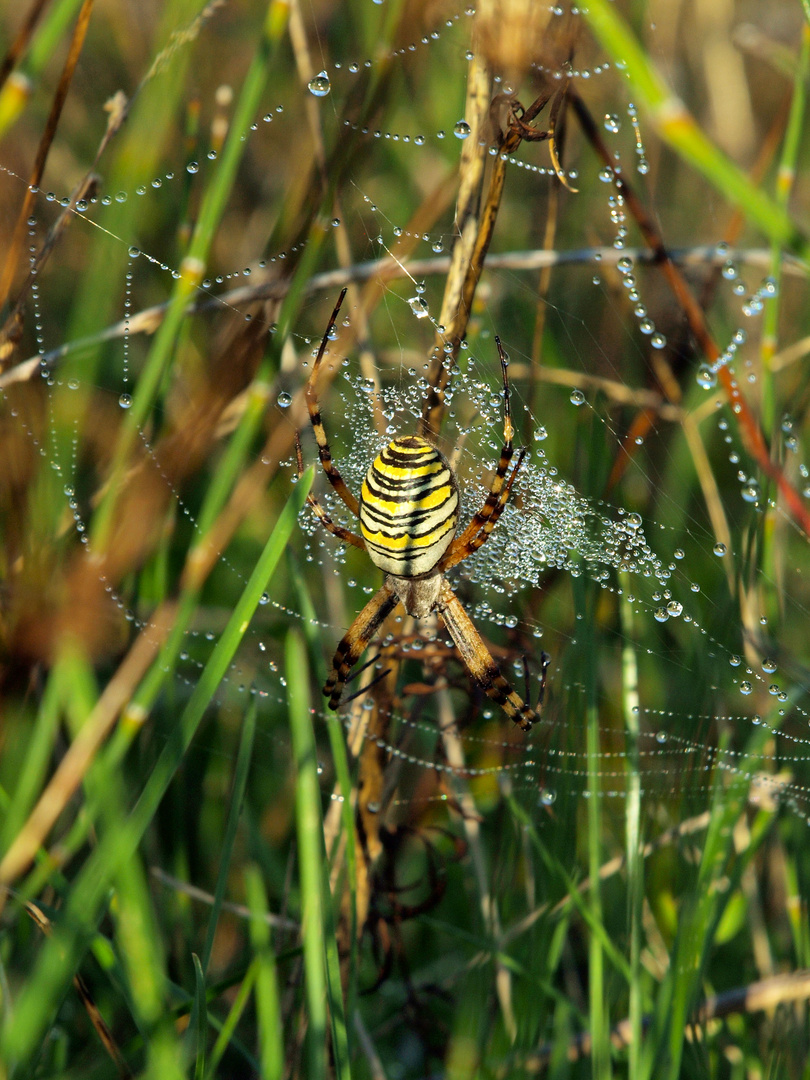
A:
[2, 0, 809, 962]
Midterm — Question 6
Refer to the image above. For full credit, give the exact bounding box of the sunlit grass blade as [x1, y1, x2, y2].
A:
[0, 470, 312, 1069]
[620, 580, 643, 1079]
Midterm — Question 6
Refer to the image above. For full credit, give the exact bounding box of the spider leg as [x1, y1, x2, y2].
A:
[440, 338, 522, 569]
[440, 447, 526, 570]
[296, 429, 365, 548]
[305, 287, 360, 516]
[325, 580, 400, 708]
[435, 579, 538, 732]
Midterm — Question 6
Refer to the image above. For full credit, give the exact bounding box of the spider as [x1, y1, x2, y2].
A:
[299, 288, 549, 731]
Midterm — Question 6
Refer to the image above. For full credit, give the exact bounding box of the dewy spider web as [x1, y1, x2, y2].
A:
[1, 0, 809, 854]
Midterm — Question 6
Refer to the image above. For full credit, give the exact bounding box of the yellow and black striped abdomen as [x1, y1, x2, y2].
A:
[359, 436, 459, 577]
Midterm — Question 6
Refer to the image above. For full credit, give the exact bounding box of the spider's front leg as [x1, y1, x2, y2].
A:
[324, 581, 399, 708]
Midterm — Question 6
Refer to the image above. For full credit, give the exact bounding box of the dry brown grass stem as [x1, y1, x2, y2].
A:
[516, 968, 810, 1070]
[572, 90, 810, 539]
[3, 246, 803, 389]
[0, 0, 94, 312]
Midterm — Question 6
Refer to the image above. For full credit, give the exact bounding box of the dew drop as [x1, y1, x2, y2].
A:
[118, 393, 132, 409]
[653, 607, 669, 623]
[308, 71, 331, 97]
[187, 161, 199, 174]
[696, 363, 717, 389]
[713, 542, 726, 556]
[453, 120, 471, 139]
[739, 681, 753, 695]
[570, 389, 585, 406]
[409, 296, 429, 318]
[128, 246, 140, 258]
[278, 391, 292, 408]
[604, 113, 620, 133]
[533, 425, 548, 441]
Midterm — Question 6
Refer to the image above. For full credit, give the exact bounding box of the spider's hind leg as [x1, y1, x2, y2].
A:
[436, 579, 541, 732]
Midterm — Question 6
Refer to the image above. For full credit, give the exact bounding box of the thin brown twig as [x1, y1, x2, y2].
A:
[0, 0, 94, 311]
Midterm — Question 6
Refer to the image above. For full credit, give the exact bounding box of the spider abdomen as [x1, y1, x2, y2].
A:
[359, 436, 459, 577]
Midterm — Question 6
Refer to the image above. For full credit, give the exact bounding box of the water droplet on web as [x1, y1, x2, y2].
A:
[308, 71, 331, 97]
[762, 659, 777, 673]
[533, 426, 548, 441]
[666, 601, 682, 617]
[187, 161, 199, 174]
[570, 389, 585, 406]
[278, 391, 292, 408]
[119, 393, 132, 409]
[713, 542, 727, 556]
[453, 120, 471, 139]
[539, 789, 556, 806]
[696, 364, 716, 389]
[604, 113, 620, 133]
[625, 512, 642, 529]
[739, 681, 753, 695]
[115, 191, 127, 203]
[409, 296, 429, 318]
[729, 654, 741, 667]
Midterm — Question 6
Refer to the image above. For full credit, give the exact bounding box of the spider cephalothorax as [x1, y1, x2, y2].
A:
[299, 289, 549, 731]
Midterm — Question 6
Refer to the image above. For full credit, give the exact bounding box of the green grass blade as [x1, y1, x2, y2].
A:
[244, 865, 284, 1080]
[286, 547, 359, 1026]
[201, 698, 258, 974]
[286, 629, 348, 1080]
[205, 959, 259, 1080]
[188, 953, 207, 1080]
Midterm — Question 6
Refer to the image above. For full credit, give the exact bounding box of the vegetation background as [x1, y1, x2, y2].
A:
[0, 0, 809, 1077]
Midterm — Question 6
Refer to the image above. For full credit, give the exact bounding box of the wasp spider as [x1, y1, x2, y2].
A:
[300, 289, 549, 731]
